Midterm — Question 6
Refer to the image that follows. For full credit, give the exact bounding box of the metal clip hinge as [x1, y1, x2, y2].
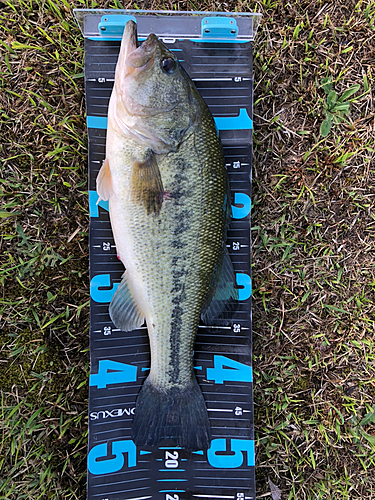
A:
[98, 15, 137, 36]
[201, 17, 238, 39]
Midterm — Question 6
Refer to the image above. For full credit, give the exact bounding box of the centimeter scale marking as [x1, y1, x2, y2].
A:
[86, 32, 255, 500]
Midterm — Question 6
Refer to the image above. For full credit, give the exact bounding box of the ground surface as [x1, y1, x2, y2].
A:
[0, 0, 374, 499]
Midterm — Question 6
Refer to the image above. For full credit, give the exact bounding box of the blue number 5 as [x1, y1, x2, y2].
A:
[231, 193, 251, 219]
[88, 440, 137, 475]
[207, 438, 254, 468]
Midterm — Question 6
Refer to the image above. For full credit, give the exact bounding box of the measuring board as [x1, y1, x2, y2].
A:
[75, 9, 261, 500]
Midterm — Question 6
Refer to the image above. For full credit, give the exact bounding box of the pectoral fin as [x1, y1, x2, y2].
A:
[109, 272, 145, 332]
[97, 158, 113, 201]
[131, 150, 164, 215]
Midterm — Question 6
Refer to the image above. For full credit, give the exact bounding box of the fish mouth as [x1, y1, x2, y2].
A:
[116, 20, 155, 78]
[123, 21, 157, 69]
[125, 19, 138, 50]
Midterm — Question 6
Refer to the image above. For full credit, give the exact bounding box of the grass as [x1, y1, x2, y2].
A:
[251, 0, 375, 497]
[0, 0, 374, 499]
[0, 1, 89, 497]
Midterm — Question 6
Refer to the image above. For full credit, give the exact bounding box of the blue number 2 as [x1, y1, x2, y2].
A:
[232, 193, 251, 219]
[89, 360, 137, 388]
[206, 355, 252, 384]
[88, 440, 136, 475]
[89, 190, 109, 217]
[207, 438, 255, 468]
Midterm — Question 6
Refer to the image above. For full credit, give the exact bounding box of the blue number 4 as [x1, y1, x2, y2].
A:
[206, 355, 252, 384]
[89, 360, 137, 389]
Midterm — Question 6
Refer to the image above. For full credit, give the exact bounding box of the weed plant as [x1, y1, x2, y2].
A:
[0, 0, 374, 499]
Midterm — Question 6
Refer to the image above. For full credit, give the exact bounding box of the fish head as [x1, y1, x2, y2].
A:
[111, 20, 201, 153]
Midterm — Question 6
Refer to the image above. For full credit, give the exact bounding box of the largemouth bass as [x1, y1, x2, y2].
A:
[97, 20, 237, 452]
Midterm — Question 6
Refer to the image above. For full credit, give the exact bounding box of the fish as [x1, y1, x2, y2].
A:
[96, 20, 238, 452]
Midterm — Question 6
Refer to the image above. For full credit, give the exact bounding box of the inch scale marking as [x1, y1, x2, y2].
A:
[83, 13, 256, 500]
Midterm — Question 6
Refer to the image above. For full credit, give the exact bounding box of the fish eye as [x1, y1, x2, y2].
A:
[161, 57, 176, 74]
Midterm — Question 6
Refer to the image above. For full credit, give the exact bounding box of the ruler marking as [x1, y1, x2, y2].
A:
[157, 479, 188, 482]
[193, 496, 235, 499]
[92, 493, 151, 499]
[192, 77, 233, 81]
[91, 479, 150, 488]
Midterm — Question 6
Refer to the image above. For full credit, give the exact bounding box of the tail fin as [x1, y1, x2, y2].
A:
[132, 377, 211, 452]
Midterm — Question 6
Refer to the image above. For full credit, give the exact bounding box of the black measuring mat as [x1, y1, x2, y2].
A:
[85, 35, 255, 500]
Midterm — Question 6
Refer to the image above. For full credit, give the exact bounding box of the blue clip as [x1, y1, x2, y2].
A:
[201, 17, 238, 38]
[98, 15, 137, 36]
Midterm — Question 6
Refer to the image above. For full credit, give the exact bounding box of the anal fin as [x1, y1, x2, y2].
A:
[109, 273, 145, 332]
